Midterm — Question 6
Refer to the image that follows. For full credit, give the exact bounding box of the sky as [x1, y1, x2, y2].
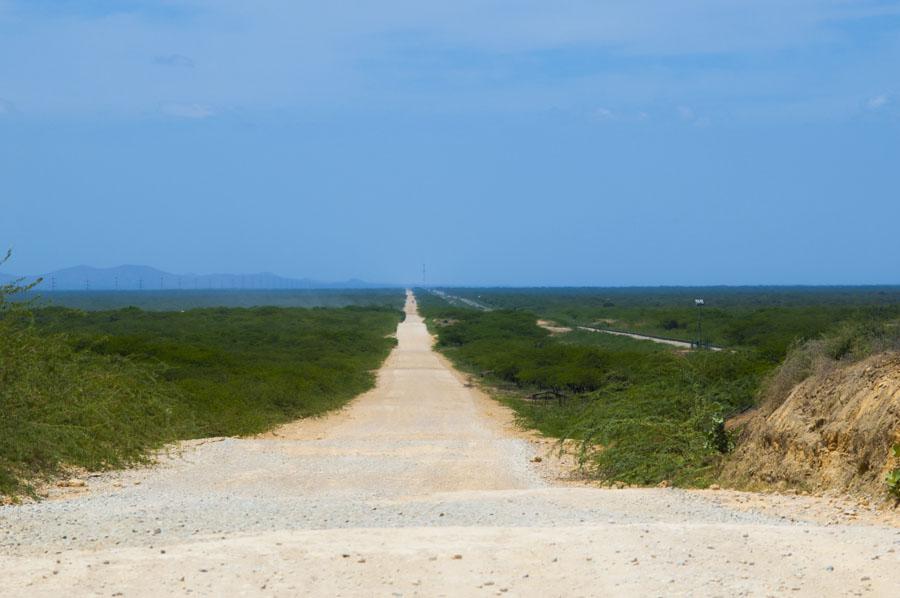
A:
[1, 1, 899, 286]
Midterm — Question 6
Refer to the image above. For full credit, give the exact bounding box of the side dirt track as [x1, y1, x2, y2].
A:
[1, 291, 898, 597]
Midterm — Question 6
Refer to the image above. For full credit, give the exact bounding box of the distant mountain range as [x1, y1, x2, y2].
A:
[0, 265, 396, 291]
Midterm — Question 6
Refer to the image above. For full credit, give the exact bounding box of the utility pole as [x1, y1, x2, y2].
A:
[694, 298, 705, 349]
[114, 276, 118, 291]
[422, 263, 426, 288]
[51, 276, 56, 291]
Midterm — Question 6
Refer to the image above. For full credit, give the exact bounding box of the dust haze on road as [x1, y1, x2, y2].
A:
[2, 291, 897, 597]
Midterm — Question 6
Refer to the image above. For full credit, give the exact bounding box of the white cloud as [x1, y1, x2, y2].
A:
[181, 0, 900, 56]
[588, 108, 658, 123]
[159, 102, 213, 119]
[677, 105, 711, 127]
[589, 107, 615, 122]
[1, 1, 898, 121]
[866, 94, 889, 110]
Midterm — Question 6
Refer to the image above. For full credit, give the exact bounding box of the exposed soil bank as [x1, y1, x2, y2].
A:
[722, 353, 900, 503]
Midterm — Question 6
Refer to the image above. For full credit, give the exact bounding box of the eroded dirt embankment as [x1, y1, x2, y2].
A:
[722, 352, 900, 502]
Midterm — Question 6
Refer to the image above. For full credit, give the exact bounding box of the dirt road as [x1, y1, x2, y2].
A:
[576, 325, 723, 351]
[1, 291, 897, 596]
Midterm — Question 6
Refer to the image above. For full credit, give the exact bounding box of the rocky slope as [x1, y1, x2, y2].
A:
[722, 352, 900, 502]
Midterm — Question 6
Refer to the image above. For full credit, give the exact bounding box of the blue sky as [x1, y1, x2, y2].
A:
[1, 1, 899, 285]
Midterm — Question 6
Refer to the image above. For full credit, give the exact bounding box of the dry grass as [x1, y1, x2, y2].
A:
[758, 320, 900, 415]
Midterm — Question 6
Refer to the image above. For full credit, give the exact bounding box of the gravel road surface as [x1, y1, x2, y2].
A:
[2, 291, 898, 597]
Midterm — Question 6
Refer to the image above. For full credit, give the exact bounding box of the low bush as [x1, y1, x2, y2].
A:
[33, 305, 402, 438]
[0, 319, 191, 495]
[759, 320, 900, 414]
[887, 445, 900, 499]
[429, 287, 900, 363]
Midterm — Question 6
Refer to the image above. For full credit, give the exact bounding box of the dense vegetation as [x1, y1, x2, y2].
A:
[418, 288, 900, 487]
[1, 276, 402, 496]
[14, 288, 405, 312]
[2, 306, 187, 496]
[442, 287, 900, 363]
[33, 305, 402, 436]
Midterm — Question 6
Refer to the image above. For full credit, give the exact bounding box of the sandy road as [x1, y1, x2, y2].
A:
[575, 326, 723, 351]
[1, 291, 898, 597]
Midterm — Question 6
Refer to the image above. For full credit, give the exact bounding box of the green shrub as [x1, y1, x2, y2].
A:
[759, 320, 900, 414]
[887, 444, 900, 499]
[1, 257, 190, 495]
[0, 320, 191, 495]
[423, 286, 900, 363]
[33, 305, 402, 438]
